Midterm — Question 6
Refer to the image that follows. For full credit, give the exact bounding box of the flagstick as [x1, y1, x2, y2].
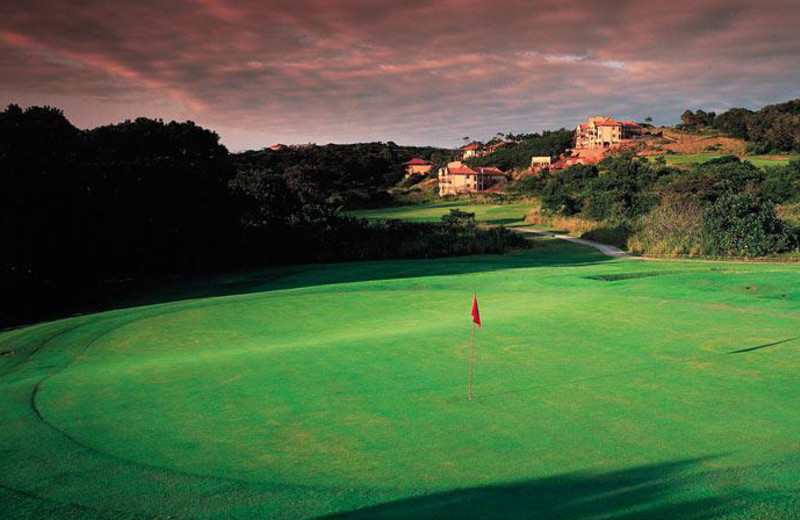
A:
[468, 321, 475, 401]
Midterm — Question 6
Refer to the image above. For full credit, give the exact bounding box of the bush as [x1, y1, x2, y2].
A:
[662, 157, 763, 204]
[581, 155, 660, 221]
[761, 161, 800, 203]
[441, 209, 476, 227]
[398, 173, 425, 188]
[702, 193, 794, 256]
[506, 174, 546, 196]
[540, 164, 599, 216]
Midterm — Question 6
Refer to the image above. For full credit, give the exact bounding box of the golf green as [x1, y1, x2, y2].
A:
[2, 237, 799, 519]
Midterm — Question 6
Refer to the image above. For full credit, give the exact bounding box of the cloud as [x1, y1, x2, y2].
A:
[0, 0, 799, 149]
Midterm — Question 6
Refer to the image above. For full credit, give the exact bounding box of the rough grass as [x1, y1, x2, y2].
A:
[644, 153, 797, 168]
[2, 239, 800, 519]
[777, 202, 800, 227]
[524, 205, 598, 234]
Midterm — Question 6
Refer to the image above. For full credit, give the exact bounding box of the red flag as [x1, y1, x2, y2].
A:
[471, 294, 481, 328]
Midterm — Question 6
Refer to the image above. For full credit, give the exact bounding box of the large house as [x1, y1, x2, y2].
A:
[575, 116, 642, 149]
[460, 143, 482, 160]
[438, 162, 508, 196]
[530, 156, 553, 172]
[403, 158, 433, 178]
[459, 141, 506, 161]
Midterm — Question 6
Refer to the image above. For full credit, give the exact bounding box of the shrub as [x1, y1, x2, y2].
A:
[441, 209, 476, 227]
[506, 174, 546, 196]
[581, 155, 660, 221]
[702, 193, 794, 256]
[540, 164, 599, 216]
[397, 173, 425, 188]
[761, 160, 800, 203]
[662, 157, 763, 204]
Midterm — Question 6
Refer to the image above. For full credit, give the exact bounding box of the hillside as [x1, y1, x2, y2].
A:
[638, 127, 748, 156]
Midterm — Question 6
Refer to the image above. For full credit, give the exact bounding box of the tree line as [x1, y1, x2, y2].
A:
[680, 99, 800, 153]
[0, 105, 519, 326]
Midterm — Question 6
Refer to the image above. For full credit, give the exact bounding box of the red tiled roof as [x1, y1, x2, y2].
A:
[476, 167, 505, 174]
[620, 121, 641, 128]
[595, 118, 622, 126]
[448, 166, 477, 175]
[404, 158, 431, 165]
[446, 166, 506, 176]
[460, 144, 482, 150]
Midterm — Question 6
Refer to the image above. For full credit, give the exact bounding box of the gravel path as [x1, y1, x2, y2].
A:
[517, 228, 639, 259]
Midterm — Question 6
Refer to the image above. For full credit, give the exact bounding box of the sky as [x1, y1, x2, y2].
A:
[1, 0, 799, 151]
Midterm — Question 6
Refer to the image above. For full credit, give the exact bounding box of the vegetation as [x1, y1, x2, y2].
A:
[465, 129, 574, 171]
[651, 153, 796, 169]
[3, 239, 800, 519]
[0, 104, 490, 327]
[530, 153, 800, 257]
[680, 99, 800, 153]
[233, 142, 457, 209]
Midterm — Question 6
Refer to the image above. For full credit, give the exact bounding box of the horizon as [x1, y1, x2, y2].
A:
[2, 1, 800, 151]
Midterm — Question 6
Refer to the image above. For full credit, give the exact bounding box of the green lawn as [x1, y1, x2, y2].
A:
[652, 153, 797, 168]
[350, 200, 534, 226]
[2, 237, 800, 519]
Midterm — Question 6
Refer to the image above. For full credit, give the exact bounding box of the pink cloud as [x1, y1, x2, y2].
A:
[0, 0, 798, 149]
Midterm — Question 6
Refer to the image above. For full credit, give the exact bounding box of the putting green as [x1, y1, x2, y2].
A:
[2, 238, 800, 519]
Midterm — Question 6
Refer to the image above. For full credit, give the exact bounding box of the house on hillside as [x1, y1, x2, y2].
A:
[460, 142, 506, 161]
[438, 161, 508, 196]
[403, 158, 433, 178]
[268, 144, 287, 151]
[530, 156, 553, 172]
[486, 141, 506, 153]
[460, 143, 482, 160]
[575, 116, 642, 149]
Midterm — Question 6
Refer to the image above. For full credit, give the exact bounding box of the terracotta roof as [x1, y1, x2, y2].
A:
[595, 118, 622, 126]
[404, 158, 431, 165]
[448, 166, 477, 175]
[460, 144, 482, 151]
[446, 166, 506, 176]
[475, 167, 505, 174]
[620, 121, 641, 128]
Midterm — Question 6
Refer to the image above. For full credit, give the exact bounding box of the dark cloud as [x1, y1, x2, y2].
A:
[1, 0, 798, 149]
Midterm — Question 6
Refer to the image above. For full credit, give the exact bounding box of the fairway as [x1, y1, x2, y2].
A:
[350, 200, 534, 225]
[2, 238, 800, 519]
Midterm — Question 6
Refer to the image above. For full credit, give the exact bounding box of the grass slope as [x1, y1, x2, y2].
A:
[650, 153, 797, 168]
[350, 201, 534, 226]
[2, 238, 800, 519]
